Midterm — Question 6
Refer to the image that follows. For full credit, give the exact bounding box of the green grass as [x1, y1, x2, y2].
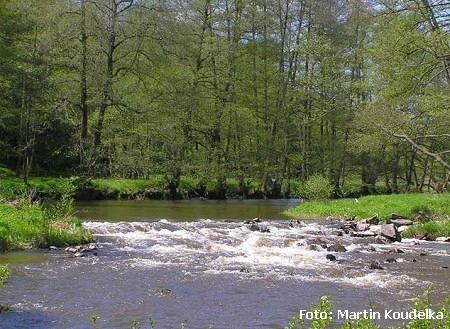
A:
[402, 221, 450, 239]
[0, 265, 8, 287]
[285, 193, 450, 221]
[0, 203, 94, 251]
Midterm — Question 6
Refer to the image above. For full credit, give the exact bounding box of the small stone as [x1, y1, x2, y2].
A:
[49, 246, 58, 250]
[0, 305, 11, 313]
[388, 248, 404, 254]
[412, 258, 417, 262]
[385, 257, 397, 263]
[419, 251, 427, 256]
[326, 254, 336, 261]
[74, 252, 85, 257]
[398, 226, 410, 233]
[65, 247, 78, 253]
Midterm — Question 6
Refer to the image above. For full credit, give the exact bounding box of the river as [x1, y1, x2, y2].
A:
[0, 199, 449, 328]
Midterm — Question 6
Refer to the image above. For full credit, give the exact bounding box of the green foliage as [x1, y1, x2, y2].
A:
[0, 265, 8, 287]
[285, 296, 334, 329]
[298, 175, 334, 201]
[286, 193, 450, 221]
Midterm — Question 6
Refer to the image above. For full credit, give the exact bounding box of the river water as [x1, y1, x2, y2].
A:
[0, 200, 449, 329]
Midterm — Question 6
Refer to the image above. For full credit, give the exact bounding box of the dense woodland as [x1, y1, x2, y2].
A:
[0, 0, 449, 197]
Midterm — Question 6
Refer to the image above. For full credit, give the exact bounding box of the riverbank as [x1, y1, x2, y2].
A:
[286, 193, 450, 239]
[0, 202, 93, 252]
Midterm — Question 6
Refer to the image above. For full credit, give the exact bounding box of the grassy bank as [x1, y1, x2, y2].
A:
[286, 193, 450, 220]
[286, 193, 450, 239]
[0, 203, 94, 251]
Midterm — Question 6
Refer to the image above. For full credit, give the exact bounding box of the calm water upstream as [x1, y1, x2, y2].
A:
[0, 200, 449, 329]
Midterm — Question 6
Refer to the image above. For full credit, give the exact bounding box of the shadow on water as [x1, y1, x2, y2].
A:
[75, 199, 300, 222]
[0, 310, 59, 329]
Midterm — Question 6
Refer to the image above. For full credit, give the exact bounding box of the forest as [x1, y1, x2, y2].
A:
[0, 0, 449, 198]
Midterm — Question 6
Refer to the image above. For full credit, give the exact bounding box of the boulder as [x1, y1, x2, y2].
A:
[390, 218, 413, 227]
[356, 222, 370, 232]
[436, 237, 450, 242]
[368, 260, 384, 270]
[327, 243, 347, 253]
[368, 225, 382, 235]
[380, 224, 401, 242]
[326, 254, 336, 261]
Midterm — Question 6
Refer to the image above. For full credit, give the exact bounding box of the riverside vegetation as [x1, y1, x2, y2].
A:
[0, 181, 94, 253]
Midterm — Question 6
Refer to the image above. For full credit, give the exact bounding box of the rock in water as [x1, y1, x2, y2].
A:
[368, 260, 384, 270]
[326, 254, 336, 261]
[380, 224, 401, 242]
[436, 237, 450, 242]
[249, 224, 270, 233]
[244, 218, 261, 224]
[327, 244, 347, 252]
[374, 235, 391, 244]
[385, 257, 397, 263]
[288, 219, 304, 228]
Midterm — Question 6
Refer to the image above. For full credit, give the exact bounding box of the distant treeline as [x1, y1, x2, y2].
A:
[0, 0, 448, 195]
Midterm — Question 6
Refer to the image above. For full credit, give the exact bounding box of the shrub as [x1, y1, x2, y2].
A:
[300, 174, 334, 200]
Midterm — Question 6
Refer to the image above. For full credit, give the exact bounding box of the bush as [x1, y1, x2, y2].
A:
[300, 174, 334, 200]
